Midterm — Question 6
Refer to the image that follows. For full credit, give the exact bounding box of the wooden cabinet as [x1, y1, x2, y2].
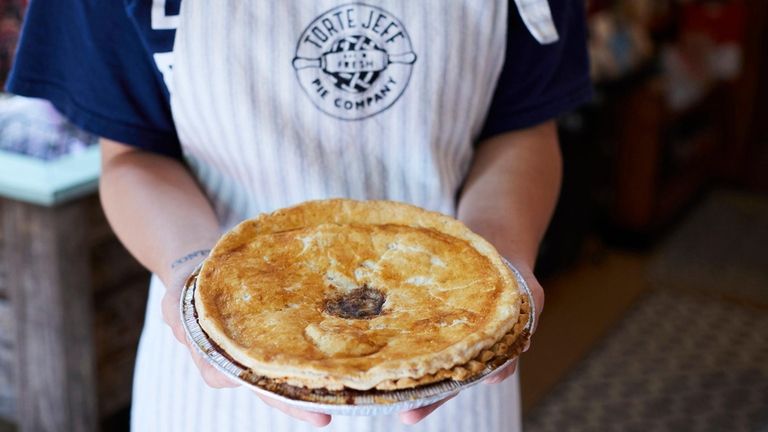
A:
[609, 79, 722, 234]
[0, 148, 148, 432]
[592, 0, 768, 237]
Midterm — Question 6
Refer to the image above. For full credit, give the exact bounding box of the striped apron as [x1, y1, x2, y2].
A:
[131, 1, 530, 430]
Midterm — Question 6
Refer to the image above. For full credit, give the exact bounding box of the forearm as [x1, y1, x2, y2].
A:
[98, 139, 221, 285]
[457, 121, 562, 269]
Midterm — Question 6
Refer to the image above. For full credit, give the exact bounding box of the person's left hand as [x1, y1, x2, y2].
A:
[484, 264, 543, 385]
[398, 263, 544, 425]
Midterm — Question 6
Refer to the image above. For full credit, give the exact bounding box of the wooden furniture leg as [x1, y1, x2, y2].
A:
[3, 198, 97, 432]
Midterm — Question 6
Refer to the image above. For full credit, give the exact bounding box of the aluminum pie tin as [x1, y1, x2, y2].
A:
[180, 259, 534, 416]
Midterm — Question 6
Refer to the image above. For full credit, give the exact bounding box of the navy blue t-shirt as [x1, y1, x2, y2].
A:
[7, 0, 591, 159]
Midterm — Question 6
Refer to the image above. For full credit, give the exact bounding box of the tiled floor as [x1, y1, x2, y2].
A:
[520, 245, 651, 412]
[522, 190, 768, 431]
[525, 289, 768, 431]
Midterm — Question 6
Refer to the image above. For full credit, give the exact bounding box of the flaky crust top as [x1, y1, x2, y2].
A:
[195, 199, 520, 390]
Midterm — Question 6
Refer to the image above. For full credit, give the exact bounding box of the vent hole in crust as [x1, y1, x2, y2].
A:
[324, 286, 386, 320]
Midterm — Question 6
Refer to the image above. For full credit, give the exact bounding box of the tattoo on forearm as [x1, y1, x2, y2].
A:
[170, 249, 211, 269]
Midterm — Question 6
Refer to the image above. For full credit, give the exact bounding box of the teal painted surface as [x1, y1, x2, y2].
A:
[0, 146, 100, 206]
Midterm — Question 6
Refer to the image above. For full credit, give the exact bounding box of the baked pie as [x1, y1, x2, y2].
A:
[194, 199, 530, 395]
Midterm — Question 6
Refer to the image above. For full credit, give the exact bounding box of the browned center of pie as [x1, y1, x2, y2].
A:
[324, 286, 386, 320]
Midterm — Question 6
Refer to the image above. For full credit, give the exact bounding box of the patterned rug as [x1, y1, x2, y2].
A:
[525, 191, 768, 432]
[524, 291, 768, 432]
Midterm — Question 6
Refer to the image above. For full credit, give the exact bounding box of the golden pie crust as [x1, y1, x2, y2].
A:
[195, 199, 523, 391]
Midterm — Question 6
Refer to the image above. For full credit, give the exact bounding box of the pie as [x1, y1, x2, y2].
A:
[194, 199, 529, 394]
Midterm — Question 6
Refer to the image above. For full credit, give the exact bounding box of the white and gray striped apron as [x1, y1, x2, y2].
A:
[132, 1, 531, 430]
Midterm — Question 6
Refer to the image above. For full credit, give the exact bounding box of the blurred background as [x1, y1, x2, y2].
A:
[0, 0, 766, 431]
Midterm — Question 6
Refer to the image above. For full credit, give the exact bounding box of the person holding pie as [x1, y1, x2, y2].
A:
[8, 0, 591, 430]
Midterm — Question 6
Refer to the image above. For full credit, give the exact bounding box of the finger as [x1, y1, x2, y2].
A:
[160, 290, 239, 389]
[529, 283, 545, 334]
[170, 320, 187, 345]
[485, 359, 518, 385]
[258, 394, 332, 427]
[509, 264, 544, 334]
[192, 354, 240, 388]
[161, 292, 186, 344]
[399, 394, 456, 425]
[186, 344, 239, 388]
[200, 362, 239, 388]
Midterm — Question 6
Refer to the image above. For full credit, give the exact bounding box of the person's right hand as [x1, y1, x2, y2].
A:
[159, 252, 236, 388]
[159, 250, 332, 428]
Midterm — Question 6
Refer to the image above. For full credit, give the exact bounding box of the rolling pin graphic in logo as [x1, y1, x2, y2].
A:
[293, 5, 417, 120]
[293, 48, 416, 84]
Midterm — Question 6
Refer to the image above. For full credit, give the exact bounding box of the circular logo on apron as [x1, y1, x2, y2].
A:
[292, 4, 417, 121]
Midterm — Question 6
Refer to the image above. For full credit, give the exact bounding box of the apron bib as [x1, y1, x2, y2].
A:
[169, 0, 508, 227]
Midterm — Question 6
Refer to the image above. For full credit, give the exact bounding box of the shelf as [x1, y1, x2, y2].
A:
[0, 146, 100, 206]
